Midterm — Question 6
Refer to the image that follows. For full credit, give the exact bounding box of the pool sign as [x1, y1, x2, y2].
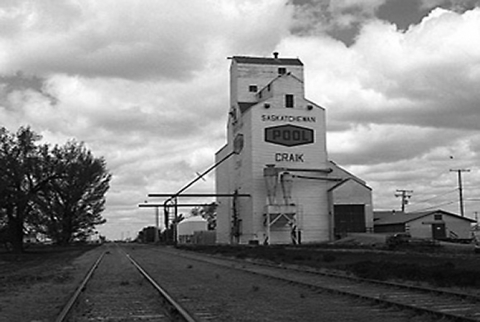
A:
[264, 124, 314, 147]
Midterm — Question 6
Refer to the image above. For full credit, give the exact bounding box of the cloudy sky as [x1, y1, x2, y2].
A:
[1, 0, 480, 240]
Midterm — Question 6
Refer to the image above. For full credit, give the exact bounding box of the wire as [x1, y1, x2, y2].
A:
[410, 200, 459, 212]
[411, 188, 458, 205]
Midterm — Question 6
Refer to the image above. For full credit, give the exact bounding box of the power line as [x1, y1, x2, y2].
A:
[410, 200, 458, 212]
[411, 188, 457, 205]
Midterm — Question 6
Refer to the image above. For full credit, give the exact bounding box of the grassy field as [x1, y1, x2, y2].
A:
[178, 243, 480, 289]
[0, 243, 103, 321]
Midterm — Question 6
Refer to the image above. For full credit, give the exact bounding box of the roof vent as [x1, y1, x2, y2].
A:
[273, 52, 279, 59]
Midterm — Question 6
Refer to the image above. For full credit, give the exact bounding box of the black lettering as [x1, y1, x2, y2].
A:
[273, 130, 282, 140]
[302, 131, 309, 141]
[293, 130, 301, 141]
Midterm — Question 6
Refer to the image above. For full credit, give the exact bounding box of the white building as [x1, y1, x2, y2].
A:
[374, 210, 476, 240]
[177, 216, 208, 244]
[215, 54, 372, 245]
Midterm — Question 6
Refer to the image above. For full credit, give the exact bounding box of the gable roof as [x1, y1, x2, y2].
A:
[327, 160, 368, 187]
[231, 56, 303, 66]
[237, 73, 306, 114]
[328, 177, 372, 192]
[374, 209, 476, 225]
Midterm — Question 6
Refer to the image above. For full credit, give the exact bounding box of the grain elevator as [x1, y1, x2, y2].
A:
[215, 53, 373, 245]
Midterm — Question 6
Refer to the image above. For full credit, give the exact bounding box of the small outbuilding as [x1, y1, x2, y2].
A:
[177, 216, 208, 244]
[374, 209, 476, 240]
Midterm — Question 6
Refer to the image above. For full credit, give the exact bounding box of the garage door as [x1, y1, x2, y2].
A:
[334, 204, 366, 237]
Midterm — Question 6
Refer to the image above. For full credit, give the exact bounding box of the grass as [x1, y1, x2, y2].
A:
[0, 244, 101, 287]
[177, 243, 480, 289]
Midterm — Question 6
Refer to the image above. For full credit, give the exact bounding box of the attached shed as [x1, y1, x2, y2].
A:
[374, 210, 476, 240]
[328, 161, 374, 238]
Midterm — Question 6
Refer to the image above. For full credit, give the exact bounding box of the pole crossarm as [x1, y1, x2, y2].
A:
[395, 189, 414, 212]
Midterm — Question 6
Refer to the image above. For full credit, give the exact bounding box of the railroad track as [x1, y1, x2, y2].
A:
[55, 244, 198, 322]
[160, 247, 480, 322]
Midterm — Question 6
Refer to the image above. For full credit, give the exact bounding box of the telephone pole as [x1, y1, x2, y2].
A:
[450, 169, 470, 217]
[395, 189, 413, 212]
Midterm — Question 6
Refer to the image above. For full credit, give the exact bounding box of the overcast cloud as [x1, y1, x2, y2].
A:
[1, 0, 480, 239]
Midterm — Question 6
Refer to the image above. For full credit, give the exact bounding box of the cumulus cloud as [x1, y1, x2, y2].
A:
[0, 0, 291, 80]
[0, 0, 295, 239]
[1, 1, 479, 238]
[280, 6, 480, 214]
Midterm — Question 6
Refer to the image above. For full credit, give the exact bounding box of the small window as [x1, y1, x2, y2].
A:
[267, 84, 271, 91]
[434, 214, 443, 220]
[285, 94, 294, 108]
[278, 67, 286, 75]
[249, 85, 257, 92]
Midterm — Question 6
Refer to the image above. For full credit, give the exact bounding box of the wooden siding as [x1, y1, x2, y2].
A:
[408, 213, 472, 239]
[216, 56, 373, 245]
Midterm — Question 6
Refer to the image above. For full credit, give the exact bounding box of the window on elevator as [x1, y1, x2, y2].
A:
[285, 94, 294, 108]
[278, 67, 286, 75]
[249, 85, 258, 92]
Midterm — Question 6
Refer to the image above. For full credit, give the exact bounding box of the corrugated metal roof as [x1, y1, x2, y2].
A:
[374, 210, 476, 225]
[231, 56, 303, 66]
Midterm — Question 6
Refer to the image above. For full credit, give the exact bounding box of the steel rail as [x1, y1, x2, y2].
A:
[123, 251, 198, 322]
[55, 251, 106, 322]
[56, 246, 197, 322]
[166, 249, 480, 322]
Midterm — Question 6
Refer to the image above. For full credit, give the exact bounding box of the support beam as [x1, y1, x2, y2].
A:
[148, 193, 250, 198]
[139, 203, 220, 208]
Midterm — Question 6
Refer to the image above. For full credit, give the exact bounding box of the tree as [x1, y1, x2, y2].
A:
[0, 126, 111, 252]
[37, 141, 111, 245]
[0, 127, 59, 253]
[190, 202, 217, 230]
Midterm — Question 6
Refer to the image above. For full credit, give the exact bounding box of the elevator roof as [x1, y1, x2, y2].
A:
[230, 56, 303, 66]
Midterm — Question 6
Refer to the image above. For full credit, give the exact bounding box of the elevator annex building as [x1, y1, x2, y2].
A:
[215, 54, 373, 245]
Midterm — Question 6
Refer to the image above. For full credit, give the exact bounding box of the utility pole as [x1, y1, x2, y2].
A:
[395, 189, 413, 212]
[450, 169, 470, 217]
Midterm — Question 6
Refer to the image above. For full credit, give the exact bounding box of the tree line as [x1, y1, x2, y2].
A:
[0, 126, 111, 253]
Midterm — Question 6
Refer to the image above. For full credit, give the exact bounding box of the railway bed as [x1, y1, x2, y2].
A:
[57, 244, 197, 322]
[54, 243, 480, 321]
[160, 246, 480, 322]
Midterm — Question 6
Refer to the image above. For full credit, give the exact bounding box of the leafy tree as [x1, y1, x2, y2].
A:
[0, 126, 60, 253]
[191, 202, 217, 230]
[0, 126, 111, 252]
[37, 141, 111, 245]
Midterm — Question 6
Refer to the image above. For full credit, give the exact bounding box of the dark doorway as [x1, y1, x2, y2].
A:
[432, 223, 446, 239]
[334, 205, 366, 238]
